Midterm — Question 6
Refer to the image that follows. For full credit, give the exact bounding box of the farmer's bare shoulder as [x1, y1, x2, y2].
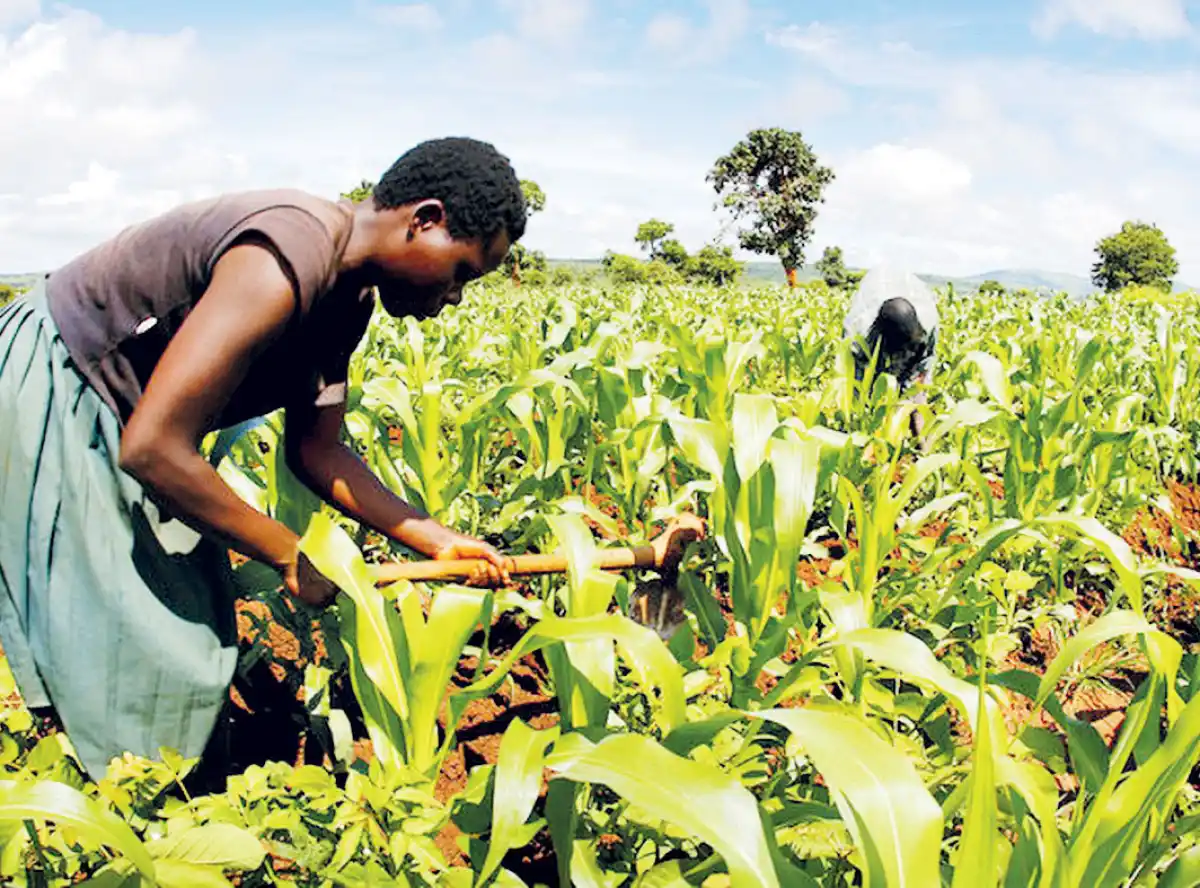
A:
[44, 190, 340, 294]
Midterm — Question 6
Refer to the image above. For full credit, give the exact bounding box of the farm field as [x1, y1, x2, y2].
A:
[2, 275, 1200, 887]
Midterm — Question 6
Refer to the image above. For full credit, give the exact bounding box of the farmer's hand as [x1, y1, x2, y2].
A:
[283, 550, 341, 608]
[910, 407, 927, 445]
[430, 530, 513, 587]
[906, 382, 930, 450]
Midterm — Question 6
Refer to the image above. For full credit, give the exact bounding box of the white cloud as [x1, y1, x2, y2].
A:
[779, 78, 849, 121]
[37, 161, 119, 206]
[4, 3, 1200, 288]
[1039, 192, 1126, 246]
[0, 4, 718, 273]
[644, 0, 750, 62]
[0, 0, 38, 32]
[645, 14, 690, 51]
[0, 9, 228, 269]
[1033, 0, 1191, 40]
[770, 20, 1200, 281]
[767, 22, 839, 55]
[365, 3, 442, 31]
[501, 0, 589, 43]
[835, 144, 972, 205]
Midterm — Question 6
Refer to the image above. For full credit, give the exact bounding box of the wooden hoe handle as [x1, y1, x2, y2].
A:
[372, 545, 658, 586]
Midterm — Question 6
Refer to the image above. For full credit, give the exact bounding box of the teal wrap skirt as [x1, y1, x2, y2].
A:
[0, 282, 241, 779]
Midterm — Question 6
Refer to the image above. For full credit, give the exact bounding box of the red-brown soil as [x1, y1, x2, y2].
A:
[226, 594, 560, 880]
[1123, 480, 1200, 647]
[430, 613, 558, 877]
[3, 476, 1198, 876]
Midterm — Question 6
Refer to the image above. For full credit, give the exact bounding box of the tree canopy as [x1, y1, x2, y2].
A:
[519, 179, 546, 216]
[815, 246, 864, 291]
[1091, 220, 1178, 293]
[342, 180, 374, 204]
[708, 128, 834, 287]
[635, 219, 675, 258]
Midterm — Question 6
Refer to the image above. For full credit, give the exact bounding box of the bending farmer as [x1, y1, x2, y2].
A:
[0, 137, 523, 779]
[843, 265, 939, 439]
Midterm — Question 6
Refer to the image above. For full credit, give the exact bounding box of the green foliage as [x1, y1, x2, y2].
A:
[615, 220, 742, 288]
[977, 279, 1006, 297]
[687, 243, 744, 286]
[504, 180, 548, 285]
[1092, 220, 1179, 294]
[658, 237, 690, 270]
[342, 179, 375, 204]
[0, 284, 15, 308]
[815, 246, 864, 291]
[634, 219, 675, 258]
[499, 242, 548, 286]
[633, 220, 692, 278]
[519, 179, 546, 216]
[549, 265, 576, 287]
[708, 127, 835, 282]
[9, 276, 1200, 886]
[601, 251, 683, 286]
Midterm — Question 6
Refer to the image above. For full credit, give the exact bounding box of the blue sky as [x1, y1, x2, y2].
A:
[2, 0, 1200, 282]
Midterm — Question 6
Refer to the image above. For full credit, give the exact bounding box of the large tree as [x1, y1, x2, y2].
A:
[707, 128, 834, 287]
[1091, 220, 1178, 293]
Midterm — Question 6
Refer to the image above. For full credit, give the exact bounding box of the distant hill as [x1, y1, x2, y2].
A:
[928, 269, 1095, 297]
[4, 264, 1193, 298]
[550, 259, 827, 285]
[736, 263, 1102, 296]
[550, 259, 1198, 297]
[0, 273, 43, 290]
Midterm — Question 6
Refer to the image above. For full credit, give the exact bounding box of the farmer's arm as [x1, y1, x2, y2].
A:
[907, 330, 937, 441]
[283, 366, 511, 584]
[117, 242, 335, 603]
[908, 383, 929, 440]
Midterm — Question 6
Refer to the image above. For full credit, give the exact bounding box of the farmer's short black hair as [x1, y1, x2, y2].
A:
[871, 297, 925, 351]
[374, 137, 526, 243]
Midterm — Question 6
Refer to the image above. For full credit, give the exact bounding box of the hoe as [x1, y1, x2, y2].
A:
[370, 513, 706, 638]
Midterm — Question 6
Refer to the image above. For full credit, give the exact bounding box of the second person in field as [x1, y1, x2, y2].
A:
[842, 264, 939, 439]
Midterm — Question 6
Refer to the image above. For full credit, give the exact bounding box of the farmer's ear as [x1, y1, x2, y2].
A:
[408, 199, 446, 235]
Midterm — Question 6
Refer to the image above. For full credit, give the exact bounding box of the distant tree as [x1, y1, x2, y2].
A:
[977, 279, 1006, 297]
[506, 179, 547, 286]
[815, 246, 864, 291]
[602, 252, 644, 284]
[687, 244, 744, 287]
[520, 179, 546, 215]
[1091, 220, 1178, 293]
[344, 176, 549, 286]
[342, 177, 545, 214]
[577, 265, 602, 286]
[659, 238, 690, 269]
[500, 243, 548, 286]
[342, 179, 375, 204]
[644, 260, 685, 286]
[635, 219, 675, 258]
[707, 128, 834, 288]
[0, 284, 15, 308]
[601, 252, 683, 286]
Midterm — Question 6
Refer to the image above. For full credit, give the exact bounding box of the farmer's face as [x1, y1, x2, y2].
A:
[374, 201, 511, 320]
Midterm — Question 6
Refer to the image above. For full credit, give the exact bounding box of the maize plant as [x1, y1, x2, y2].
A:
[4, 278, 1200, 887]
